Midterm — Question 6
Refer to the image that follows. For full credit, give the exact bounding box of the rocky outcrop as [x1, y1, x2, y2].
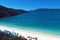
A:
[0, 5, 28, 18]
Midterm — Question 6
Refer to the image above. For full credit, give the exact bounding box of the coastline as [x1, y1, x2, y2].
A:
[0, 25, 60, 40]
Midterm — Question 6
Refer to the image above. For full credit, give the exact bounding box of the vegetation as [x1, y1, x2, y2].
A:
[0, 30, 27, 40]
[0, 5, 28, 18]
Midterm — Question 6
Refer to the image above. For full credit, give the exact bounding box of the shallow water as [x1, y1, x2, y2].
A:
[0, 12, 60, 35]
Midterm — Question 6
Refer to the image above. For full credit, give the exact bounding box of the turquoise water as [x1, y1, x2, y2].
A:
[0, 12, 60, 35]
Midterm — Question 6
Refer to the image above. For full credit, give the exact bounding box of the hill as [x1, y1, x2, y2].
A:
[34, 8, 60, 12]
[0, 5, 28, 18]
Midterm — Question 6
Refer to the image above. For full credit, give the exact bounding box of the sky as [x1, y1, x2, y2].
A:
[0, 0, 60, 10]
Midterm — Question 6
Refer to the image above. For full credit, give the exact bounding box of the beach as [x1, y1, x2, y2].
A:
[0, 25, 60, 40]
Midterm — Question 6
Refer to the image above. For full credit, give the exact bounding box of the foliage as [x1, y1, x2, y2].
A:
[0, 30, 27, 40]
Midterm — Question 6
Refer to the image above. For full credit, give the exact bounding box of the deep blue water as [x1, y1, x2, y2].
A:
[0, 12, 60, 35]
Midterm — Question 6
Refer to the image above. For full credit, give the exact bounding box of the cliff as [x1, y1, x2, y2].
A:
[0, 5, 28, 18]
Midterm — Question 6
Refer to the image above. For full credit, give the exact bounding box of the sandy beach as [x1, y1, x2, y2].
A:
[0, 25, 60, 40]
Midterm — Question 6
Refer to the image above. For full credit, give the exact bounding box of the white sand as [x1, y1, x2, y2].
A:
[0, 25, 60, 40]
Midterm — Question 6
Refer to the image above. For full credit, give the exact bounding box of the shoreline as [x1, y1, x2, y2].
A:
[0, 25, 60, 40]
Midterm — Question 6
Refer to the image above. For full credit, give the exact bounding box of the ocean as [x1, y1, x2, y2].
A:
[0, 11, 60, 35]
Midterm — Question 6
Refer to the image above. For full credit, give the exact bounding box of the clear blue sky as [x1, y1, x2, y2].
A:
[0, 0, 60, 10]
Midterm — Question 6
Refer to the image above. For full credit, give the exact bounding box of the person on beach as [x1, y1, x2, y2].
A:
[29, 37, 37, 40]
